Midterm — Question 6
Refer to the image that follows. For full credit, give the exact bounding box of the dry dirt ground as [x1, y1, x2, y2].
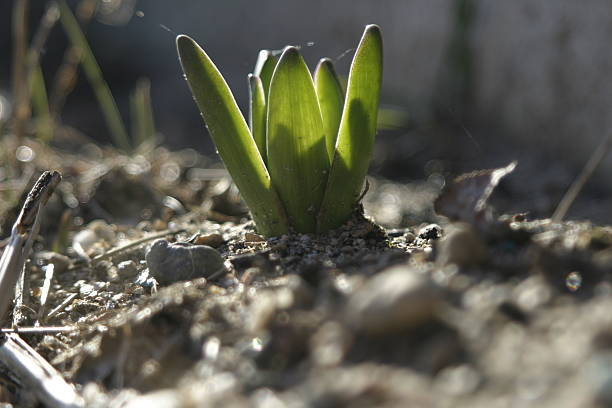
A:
[2, 134, 612, 407]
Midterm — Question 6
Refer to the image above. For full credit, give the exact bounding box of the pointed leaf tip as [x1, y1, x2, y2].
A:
[176, 34, 193, 50]
[176, 33, 289, 236]
[248, 73, 267, 163]
[280, 46, 301, 60]
[316, 24, 383, 233]
[254, 50, 271, 73]
[314, 57, 344, 162]
[253, 49, 280, 99]
[267, 42, 329, 232]
[287, 46, 299, 52]
[316, 58, 334, 70]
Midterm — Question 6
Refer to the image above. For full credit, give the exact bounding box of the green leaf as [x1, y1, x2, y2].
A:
[253, 50, 278, 98]
[267, 46, 329, 233]
[176, 35, 289, 237]
[317, 24, 383, 233]
[314, 58, 344, 162]
[58, 0, 130, 152]
[248, 74, 267, 163]
[30, 64, 53, 143]
[130, 78, 156, 148]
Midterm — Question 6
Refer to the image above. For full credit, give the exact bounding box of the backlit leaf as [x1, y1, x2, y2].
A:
[314, 58, 344, 162]
[267, 47, 329, 233]
[253, 50, 279, 98]
[248, 74, 267, 163]
[317, 25, 383, 233]
[177, 35, 289, 237]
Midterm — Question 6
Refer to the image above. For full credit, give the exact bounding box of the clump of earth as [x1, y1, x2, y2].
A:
[1, 134, 612, 408]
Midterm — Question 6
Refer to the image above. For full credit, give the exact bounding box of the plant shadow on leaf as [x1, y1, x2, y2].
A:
[318, 99, 371, 233]
[177, 25, 381, 237]
[268, 123, 328, 233]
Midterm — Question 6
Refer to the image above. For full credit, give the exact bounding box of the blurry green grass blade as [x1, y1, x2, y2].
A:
[248, 74, 267, 163]
[130, 78, 156, 148]
[377, 105, 410, 130]
[58, 0, 130, 152]
[317, 24, 383, 233]
[253, 50, 278, 97]
[30, 64, 53, 143]
[176, 35, 289, 237]
[314, 58, 344, 162]
[267, 46, 329, 233]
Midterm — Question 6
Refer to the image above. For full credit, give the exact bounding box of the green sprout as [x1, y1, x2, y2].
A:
[177, 25, 383, 236]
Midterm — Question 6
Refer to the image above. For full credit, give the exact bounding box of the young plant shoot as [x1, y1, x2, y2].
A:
[177, 25, 383, 236]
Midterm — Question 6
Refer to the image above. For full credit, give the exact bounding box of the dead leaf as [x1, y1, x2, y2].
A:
[434, 161, 517, 225]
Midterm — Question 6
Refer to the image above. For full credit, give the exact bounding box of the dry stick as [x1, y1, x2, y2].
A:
[1, 326, 76, 335]
[0, 334, 84, 407]
[35, 263, 55, 326]
[552, 131, 612, 223]
[0, 171, 61, 323]
[0, 172, 82, 407]
[47, 293, 78, 319]
[12, 203, 43, 327]
[91, 228, 186, 264]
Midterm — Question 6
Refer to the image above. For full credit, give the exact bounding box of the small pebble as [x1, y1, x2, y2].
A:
[117, 260, 138, 277]
[418, 224, 443, 240]
[404, 231, 416, 244]
[194, 233, 225, 248]
[386, 229, 407, 238]
[436, 222, 488, 267]
[124, 389, 182, 408]
[79, 283, 95, 297]
[245, 232, 266, 243]
[346, 265, 442, 335]
[145, 239, 226, 285]
[276, 275, 314, 309]
[310, 321, 353, 366]
[248, 275, 313, 332]
[35, 251, 71, 273]
[434, 364, 481, 396]
[587, 351, 612, 405]
[248, 292, 278, 333]
[72, 220, 116, 259]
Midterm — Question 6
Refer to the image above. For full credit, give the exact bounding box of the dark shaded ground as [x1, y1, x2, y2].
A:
[1, 132, 612, 407]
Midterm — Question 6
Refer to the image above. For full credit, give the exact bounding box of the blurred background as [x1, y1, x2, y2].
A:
[2, 0, 612, 222]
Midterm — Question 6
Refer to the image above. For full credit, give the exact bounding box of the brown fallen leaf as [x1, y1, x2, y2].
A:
[434, 161, 517, 225]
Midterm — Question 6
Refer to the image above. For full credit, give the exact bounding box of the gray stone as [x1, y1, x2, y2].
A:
[145, 240, 226, 285]
[435, 222, 488, 267]
[346, 265, 442, 335]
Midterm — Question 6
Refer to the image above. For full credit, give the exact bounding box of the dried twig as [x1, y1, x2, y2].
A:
[0, 171, 62, 323]
[0, 171, 82, 406]
[552, 131, 612, 222]
[0, 334, 83, 407]
[91, 228, 186, 264]
[47, 293, 78, 319]
[35, 263, 55, 326]
[1, 326, 76, 335]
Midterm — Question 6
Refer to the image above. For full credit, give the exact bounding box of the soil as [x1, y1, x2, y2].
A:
[1, 133, 612, 407]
